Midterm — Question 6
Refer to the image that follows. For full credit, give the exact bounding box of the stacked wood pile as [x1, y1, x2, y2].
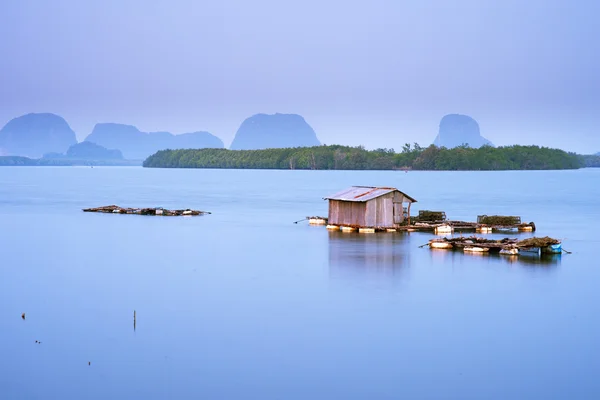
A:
[477, 215, 521, 225]
[444, 236, 517, 245]
[416, 210, 447, 222]
[427, 235, 563, 256]
[516, 236, 560, 248]
[429, 236, 518, 250]
[82, 205, 210, 216]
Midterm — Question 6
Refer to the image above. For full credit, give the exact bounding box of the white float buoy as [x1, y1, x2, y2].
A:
[429, 241, 453, 249]
[464, 246, 489, 253]
[435, 224, 454, 235]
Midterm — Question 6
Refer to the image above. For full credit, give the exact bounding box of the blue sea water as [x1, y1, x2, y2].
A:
[1, 166, 599, 399]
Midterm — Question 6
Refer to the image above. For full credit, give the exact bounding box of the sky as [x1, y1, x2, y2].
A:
[0, 0, 599, 153]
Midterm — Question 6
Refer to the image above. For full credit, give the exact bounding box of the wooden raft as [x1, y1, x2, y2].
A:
[427, 236, 562, 255]
[82, 205, 210, 216]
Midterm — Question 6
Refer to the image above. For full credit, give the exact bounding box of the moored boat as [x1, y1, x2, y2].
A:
[541, 243, 562, 254]
[519, 247, 541, 256]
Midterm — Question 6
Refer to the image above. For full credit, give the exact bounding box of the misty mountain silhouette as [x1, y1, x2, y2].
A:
[433, 114, 493, 148]
[85, 123, 224, 160]
[44, 141, 123, 160]
[230, 113, 321, 150]
[0, 113, 77, 158]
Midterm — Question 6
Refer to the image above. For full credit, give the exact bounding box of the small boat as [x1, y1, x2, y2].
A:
[429, 241, 453, 250]
[495, 227, 517, 233]
[519, 247, 541, 256]
[518, 225, 534, 232]
[541, 243, 562, 254]
[464, 246, 489, 253]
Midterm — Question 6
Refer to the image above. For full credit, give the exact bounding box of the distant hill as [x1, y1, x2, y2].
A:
[0, 154, 138, 166]
[0, 113, 77, 158]
[230, 113, 321, 150]
[66, 141, 123, 160]
[581, 154, 600, 167]
[44, 141, 123, 160]
[433, 114, 493, 149]
[0, 156, 37, 166]
[84, 123, 224, 160]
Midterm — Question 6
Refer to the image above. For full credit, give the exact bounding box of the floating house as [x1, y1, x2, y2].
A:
[324, 186, 417, 229]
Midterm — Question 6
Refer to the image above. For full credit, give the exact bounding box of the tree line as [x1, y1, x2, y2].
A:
[142, 144, 586, 170]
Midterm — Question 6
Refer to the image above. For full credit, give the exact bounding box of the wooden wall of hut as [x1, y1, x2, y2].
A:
[327, 190, 414, 228]
[328, 200, 367, 227]
[365, 193, 396, 228]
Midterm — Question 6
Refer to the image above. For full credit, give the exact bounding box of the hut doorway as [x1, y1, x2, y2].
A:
[392, 193, 406, 225]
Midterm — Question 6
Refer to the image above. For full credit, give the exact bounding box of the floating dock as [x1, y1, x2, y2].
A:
[426, 236, 562, 256]
[315, 220, 536, 233]
[307, 216, 328, 225]
[83, 205, 211, 216]
[306, 212, 536, 234]
[399, 220, 536, 233]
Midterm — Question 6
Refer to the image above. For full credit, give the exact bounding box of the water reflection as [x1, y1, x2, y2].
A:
[511, 253, 562, 267]
[327, 231, 410, 284]
[433, 249, 562, 268]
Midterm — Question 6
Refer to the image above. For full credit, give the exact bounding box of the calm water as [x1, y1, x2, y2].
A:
[1, 167, 599, 399]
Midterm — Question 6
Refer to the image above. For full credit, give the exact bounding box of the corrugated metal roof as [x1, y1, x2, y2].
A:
[324, 186, 417, 203]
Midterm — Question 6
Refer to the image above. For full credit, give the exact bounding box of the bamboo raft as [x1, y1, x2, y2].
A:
[309, 212, 535, 233]
[427, 236, 563, 256]
[319, 220, 536, 233]
[402, 215, 535, 233]
[307, 216, 328, 225]
[397, 220, 536, 233]
[82, 205, 211, 216]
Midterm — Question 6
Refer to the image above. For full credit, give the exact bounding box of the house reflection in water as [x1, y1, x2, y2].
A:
[327, 230, 411, 284]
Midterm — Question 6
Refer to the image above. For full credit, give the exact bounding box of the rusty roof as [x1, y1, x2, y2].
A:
[324, 186, 417, 203]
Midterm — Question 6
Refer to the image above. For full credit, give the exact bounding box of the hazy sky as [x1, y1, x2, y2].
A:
[1, 0, 599, 152]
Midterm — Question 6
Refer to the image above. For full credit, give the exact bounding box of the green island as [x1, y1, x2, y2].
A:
[143, 144, 593, 170]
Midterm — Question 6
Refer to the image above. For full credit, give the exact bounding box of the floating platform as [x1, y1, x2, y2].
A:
[83, 205, 211, 216]
[317, 220, 536, 233]
[400, 220, 536, 234]
[305, 210, 535, 234]
[427, 236, 562, 257]
[307, 216, 328, 225]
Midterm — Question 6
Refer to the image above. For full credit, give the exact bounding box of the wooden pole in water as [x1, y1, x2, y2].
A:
[133, 310, 136, 331]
